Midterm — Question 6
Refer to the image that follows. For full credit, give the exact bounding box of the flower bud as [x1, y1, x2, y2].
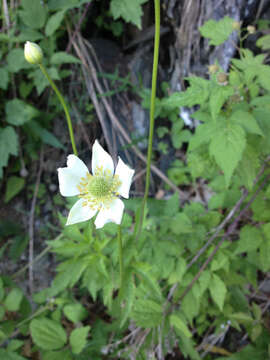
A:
[217, 72, 228, 85]
[208, 64, 219, 74]
[24, 41, 43, 64]
[247, 25, 256, 34]
[232, 21, 241, 31]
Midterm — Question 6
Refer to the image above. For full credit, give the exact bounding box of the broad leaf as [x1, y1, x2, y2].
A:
[209, 274, 227, 311]
[45, 10, 66, 37]
[50, 52, 81, 65]
[69, 326, 90, 355]
[20, 0, 47, 29]
[170, 313, 192, 338]
[209, 122, 246, 186]
[30, 318, 67, 350]
[6, 99, 39, 126]
[0, 126, 18, 178]
[230, 110, 263, 136]
[5, 176, 25, 203]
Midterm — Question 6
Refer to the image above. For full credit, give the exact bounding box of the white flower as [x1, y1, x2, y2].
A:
[58, 140, 135, 228]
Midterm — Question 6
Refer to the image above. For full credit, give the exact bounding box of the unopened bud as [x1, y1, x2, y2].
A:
[247, 25, 256, 34]
[24, 41, 43, 64]
[232, 21, 241, 31]
[208, 64, 219, 74]
[217, 72, 228, 85]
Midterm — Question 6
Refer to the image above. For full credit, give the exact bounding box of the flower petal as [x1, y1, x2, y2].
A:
[94, 199, 124, 229]
[66, 198, 97, 226]
[58, 155, 89, 196]
[114, 157, 134, 198]
[91, 140, 114, 176]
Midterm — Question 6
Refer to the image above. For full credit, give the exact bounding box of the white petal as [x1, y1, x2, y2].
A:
[94, 199, 124, 229]
[91, 140, 114, 176]
[58, 155, 89, 196]
[66, 198, 97, 225]
[114, 157, 135, 198]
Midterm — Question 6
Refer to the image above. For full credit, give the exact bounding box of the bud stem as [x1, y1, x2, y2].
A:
[39, 63, 78, 156]
[117, 224, 123, 291]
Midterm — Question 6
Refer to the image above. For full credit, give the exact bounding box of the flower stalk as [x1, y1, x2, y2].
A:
[38, 63, 78, 156]
[136, 0, 160, 239]
[117, 225, 123, 290]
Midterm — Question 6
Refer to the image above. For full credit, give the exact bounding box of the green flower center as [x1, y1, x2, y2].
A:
[77, 166, 121, 210]
[88, 176, 113, 198]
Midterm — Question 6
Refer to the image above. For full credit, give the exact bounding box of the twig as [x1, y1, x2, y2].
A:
[72, 33, 188, 199]
[167, 158, 270, 302]
[28, 148, 44, 295]
[177, 173, 270, 304]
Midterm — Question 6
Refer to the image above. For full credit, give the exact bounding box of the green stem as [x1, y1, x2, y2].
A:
[136, 0, 160, 239]
[118, 225, 123, 290]
[39, 63, 77, 155]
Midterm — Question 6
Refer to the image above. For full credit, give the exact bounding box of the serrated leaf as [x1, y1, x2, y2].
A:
[209, 122, 246, 186]
[198, 270, 211, 296]
[170, 313, 192, 338]
[30, 318, 67, 350]
[63, 303, 88, 323]
[200, 16, 235, 45]
[134, 262, 162, 301]
[45, 10, 66, 36]
[4, 288, 23, 312]
[50, 52, 81, 65]
[209, 274, 227, 311]
[48, 0, 89, 11]
[234, 226, 263, 255]
[210, 85, 234, 120]
[237, 145, 260, 190]
[230, 312, 253, 323]
[181, 290, 199, 323]
[110, 0, 148, 29]
[170, 213, 193, 235]
[131, 299, 163, 328]
[19, 0, 47, 29]
[70, 326, 90, 354]
[5, 176, 25, 203]
[0, 67, 9, 90]
[0, 126, 18, 178]
[42, 349, 73, 360]
[231, 110, 263, 136]
[6, 99, 39, 126]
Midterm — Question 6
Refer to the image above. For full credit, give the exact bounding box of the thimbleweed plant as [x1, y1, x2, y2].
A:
[4, 2, 270, 358]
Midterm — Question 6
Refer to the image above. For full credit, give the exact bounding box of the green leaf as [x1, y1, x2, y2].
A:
[4, 288, 23, 312]
[234, 226, 263, 255]
[210, 85, 234, 120]
[256, 34, 270, 50]
[170, 313, 192, 338]
[231, 110, 263, 136]
[181, 290, 199, 323]
[6, 99, 39, 126]
[170, 213, 193, 235]
[16, 29, 43, 42]
[110, 0, 148, 29]
[63, 303, 88, 323]
[7, 48, 31, 73]
[48, 0, 89, 11]
[45, 10, 66, 36]
[259, 238, 270, 272]
[5, 176, 25, 203]
[29, 67, 60, 95]
[0, 126, 18, 178]
[209, 274, 227, 311]
[131, 299, 163, 328]
[19, 0, 47, 29]
[30, 318, 67, 350]
[168, 258, 187, 285]
[0, 349, 27, 360]
[28, 121, 65, 149]
[69, 326, 90, 355]
[42, 349, 73, 360]
[7, 340, 24, 352]
[237, 145, 260, 189]
[50, 52, 81, 65]
[0, 67, 9, 90]
[200, 16, 235, 45]
[209, 123, 246, 186]
[230, 312, 253, 323]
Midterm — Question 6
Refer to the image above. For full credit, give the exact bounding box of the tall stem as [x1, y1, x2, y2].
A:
[39, 63, 77, 155]
[118, 225, 123, 290]
[136, 0, 160, 239]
